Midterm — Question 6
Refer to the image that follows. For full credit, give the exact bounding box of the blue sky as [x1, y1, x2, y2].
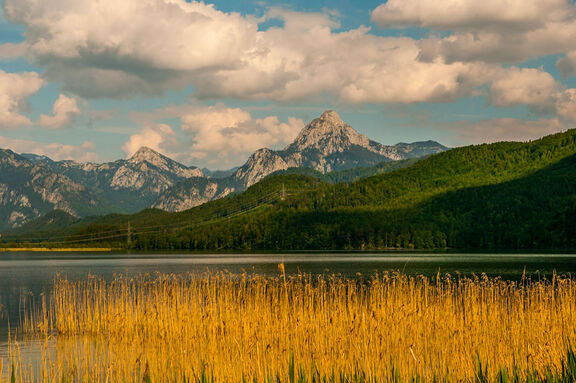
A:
[1, 0, 575, 169]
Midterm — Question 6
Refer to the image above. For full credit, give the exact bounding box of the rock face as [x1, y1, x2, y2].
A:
[231, 110, 447, 187]
[3, 146, 208, 226]
[0, 149, 104, 230]
[152, 177, 235, 212]
[30, 147, 203, 213]
[1, 111, 448, 221]
[153, 110, 448, 212]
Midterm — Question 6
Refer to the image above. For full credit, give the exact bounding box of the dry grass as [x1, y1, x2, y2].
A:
[3, 272, 576, 382]
[0, 248, 114, 252]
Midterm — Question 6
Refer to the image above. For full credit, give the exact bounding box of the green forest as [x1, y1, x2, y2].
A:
[6, 129, 576, 251]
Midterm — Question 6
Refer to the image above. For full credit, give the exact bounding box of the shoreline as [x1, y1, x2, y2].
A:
[0, 247, 115, 252]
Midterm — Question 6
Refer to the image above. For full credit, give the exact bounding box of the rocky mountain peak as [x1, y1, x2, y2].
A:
[124, 146, 202, 181]
[319, 110, 343, 125]
[287, 110, 370, 154]
[129, 146, 165, 163]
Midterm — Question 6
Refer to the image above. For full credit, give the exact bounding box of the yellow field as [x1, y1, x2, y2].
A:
[4, 272, 576, 382]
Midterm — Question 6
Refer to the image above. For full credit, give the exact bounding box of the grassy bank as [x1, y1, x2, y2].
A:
[0, 247, 114, 252]
[4, 272, 576, 382]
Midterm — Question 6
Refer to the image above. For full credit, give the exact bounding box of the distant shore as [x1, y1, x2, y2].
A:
[0, 247, 114, 252]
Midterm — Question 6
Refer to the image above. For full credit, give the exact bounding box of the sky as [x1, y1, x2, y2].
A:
[1, 0, 576, 169]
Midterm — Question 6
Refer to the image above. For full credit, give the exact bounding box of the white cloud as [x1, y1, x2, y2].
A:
[375, 0, 576, 67]
[556, 89, 576, 122]
[0, 69, 43, 129]
[5, 0, 576, 138]
[180, 103, 303, 167]
[418, 23, 576, 65]
[122, 123, 176, 158]
[3, 0, 505, 105]
[38, 94, 81, 129]
[371, 0, 571, 31]
[192, 19, 501, 104]
[489, 68, 558, 108]
[0, 136, 98, 161]
[5, 0, 258, 98]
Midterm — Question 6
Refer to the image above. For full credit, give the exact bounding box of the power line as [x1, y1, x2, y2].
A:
[5, 188, 285, 243]
[13, 188, 290, 246]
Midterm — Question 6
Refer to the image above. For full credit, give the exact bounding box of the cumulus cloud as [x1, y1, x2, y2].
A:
[0, 69, 43, 129]
[126, 103, 304, 168]
[4, 0, 258, 98]
[556, 89, 576, 122]
[405, 0, 576, 66]
[0, 136, 98, 161]
[418, 24, 576, 65]
[122, 123, 177, 158]
[489, 68, 558, 109]
[3, 0, 505, 105]
[180, 103, 304, 167]
[5, 0, 576, 143]
[371, 0, 571, 31]
[38, 94, 81, 129]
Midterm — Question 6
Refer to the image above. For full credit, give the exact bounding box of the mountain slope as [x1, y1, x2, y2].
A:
[35, 127, 574, 251]
[4, 173, 323, 244]
[268, 158, 420, 184]
[8, 209, 78, 237]
[10, 128, 576, 251]
[0, 110, 446, 224]
[33, 147, 203, 213]
[151, 176, 236, 212]
[212, 129, 576, 250]
[153, 111, 447, 212]
[0, 150, 108, 230]
[232, 110, 447, 188]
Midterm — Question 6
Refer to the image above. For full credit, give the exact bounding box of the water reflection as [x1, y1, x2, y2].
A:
[1, 251, 575, 345]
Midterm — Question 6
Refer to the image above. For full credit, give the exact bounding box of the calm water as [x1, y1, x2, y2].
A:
[1, 251, 576, 344]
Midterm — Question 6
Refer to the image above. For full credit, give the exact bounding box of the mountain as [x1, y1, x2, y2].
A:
[33, 147, 203, 213]
[27, 127, 576, 251]
[0, 149, 107, 230]
[232, 110, 447, 187]
[153, 111, 447, 212]
[183, 128, 576, 251]
[268, 158, 420, 184]
[151, 176, 236, 212]
[8, 209, 78, 236]
[0, 110, 447, 224]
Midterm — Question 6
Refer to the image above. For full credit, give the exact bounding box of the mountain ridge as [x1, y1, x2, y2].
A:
[0, 110, 447, 226]
[10, 128, 576, 251]
[233, 110, 447, 187]
[152, 111, 447, 212]
[26, 147, 204, 214]
[0, 149, 108, 230]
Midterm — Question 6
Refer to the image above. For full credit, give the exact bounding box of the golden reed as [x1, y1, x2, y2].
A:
[3, 272, 576, 382]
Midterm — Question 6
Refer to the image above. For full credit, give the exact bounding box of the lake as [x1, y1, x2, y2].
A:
[1, 251, 576, 344]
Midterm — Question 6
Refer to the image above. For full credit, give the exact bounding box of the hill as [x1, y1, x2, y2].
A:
[6, 129, 576, 251]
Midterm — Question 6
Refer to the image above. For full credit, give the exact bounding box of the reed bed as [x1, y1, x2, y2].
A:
[3, 272, 576, 382]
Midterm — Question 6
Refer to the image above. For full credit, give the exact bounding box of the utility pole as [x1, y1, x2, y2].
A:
[127, 222, 132, 248]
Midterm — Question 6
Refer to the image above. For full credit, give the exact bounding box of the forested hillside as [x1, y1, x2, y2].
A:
[6, 129, 576, 251]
